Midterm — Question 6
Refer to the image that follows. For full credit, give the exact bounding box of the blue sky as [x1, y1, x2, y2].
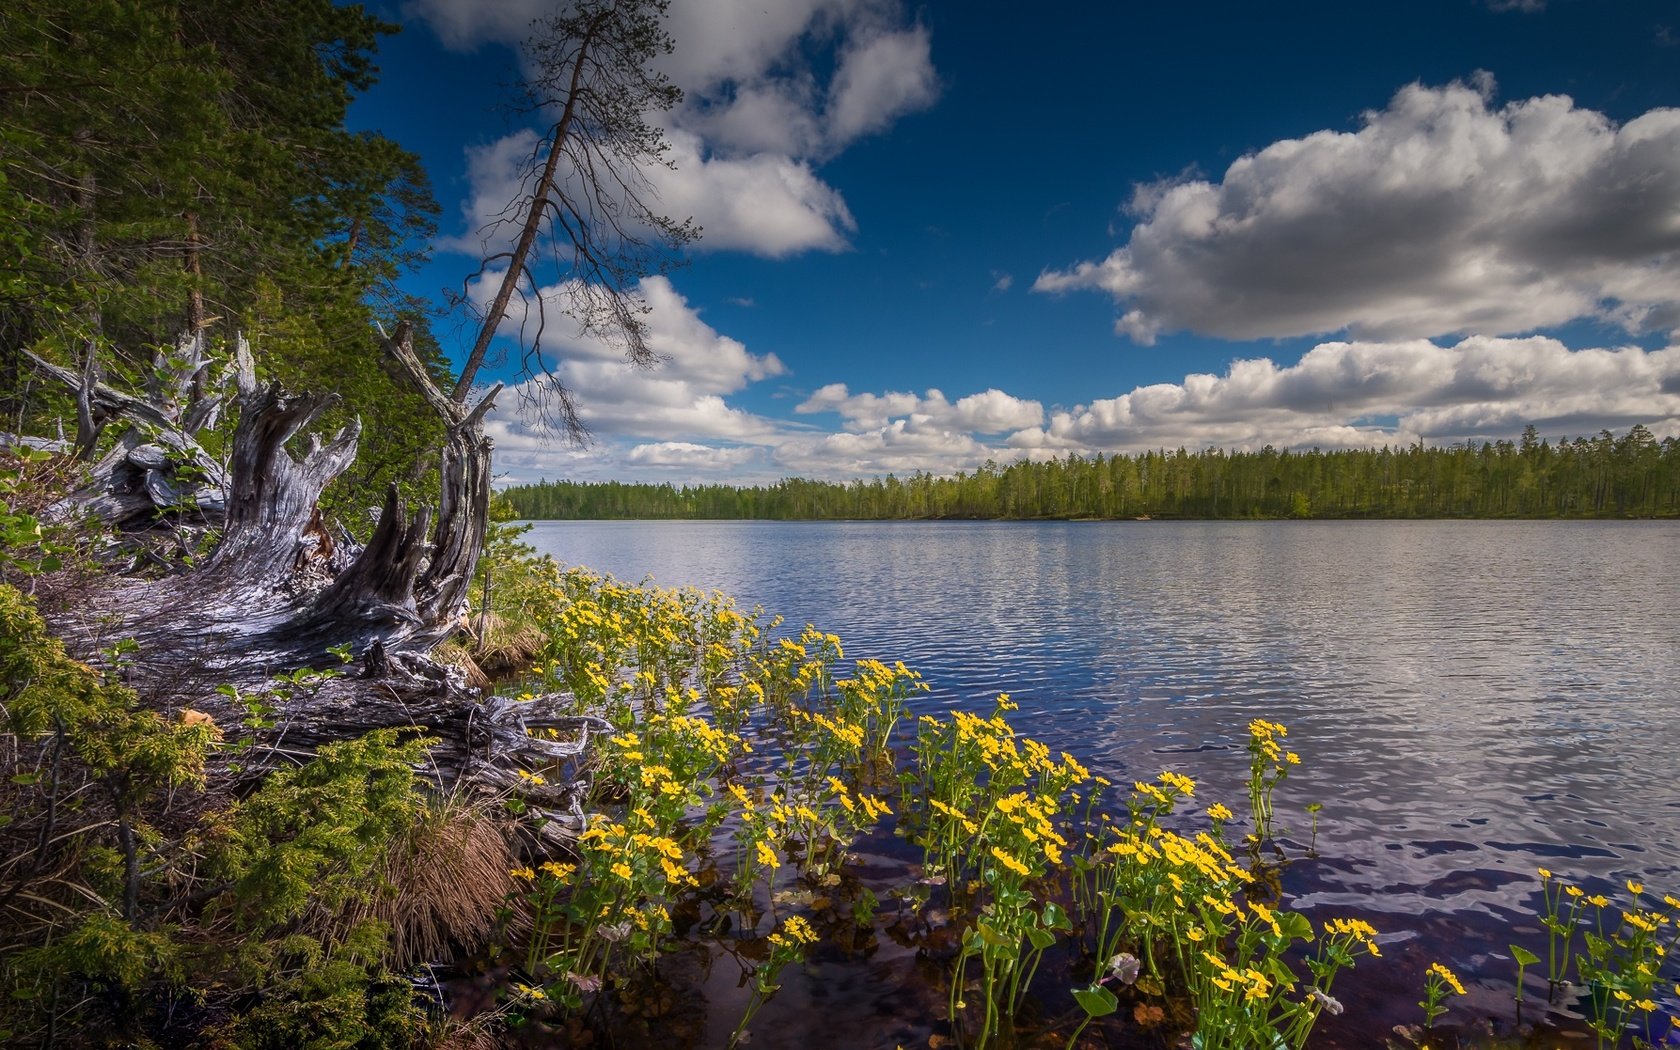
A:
[351, 0, 1680, 486]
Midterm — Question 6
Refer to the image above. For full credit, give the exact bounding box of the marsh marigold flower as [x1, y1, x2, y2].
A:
[1428, 962, 1466, 996]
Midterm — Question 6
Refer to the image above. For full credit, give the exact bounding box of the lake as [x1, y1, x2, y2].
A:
[519, 518, 1680, 1045]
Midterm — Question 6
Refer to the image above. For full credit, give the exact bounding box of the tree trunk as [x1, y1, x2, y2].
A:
[22, 323, 617, 827]
[37, 323, 499, 677]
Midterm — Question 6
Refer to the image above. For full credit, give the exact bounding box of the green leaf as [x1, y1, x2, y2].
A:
[1025, 926, 1056, 951]
[1041, 901, 1072, 932]
[1072, 984, 1118, 1018]
[1276, 909, 1314, 943]
[1510, 944, 1540, 967]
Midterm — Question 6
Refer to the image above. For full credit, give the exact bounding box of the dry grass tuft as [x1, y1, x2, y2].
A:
[465, 612, 547, 682]
[340, 796, 519, 970]
[426, 1015, 509, 1050]
[432, 639, 491, 693]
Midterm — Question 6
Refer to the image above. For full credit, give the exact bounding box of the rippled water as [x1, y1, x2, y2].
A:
[521, 519, 1680, 1044]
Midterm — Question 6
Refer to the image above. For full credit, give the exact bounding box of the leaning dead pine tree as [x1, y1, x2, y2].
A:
[451, 0, 696, 438]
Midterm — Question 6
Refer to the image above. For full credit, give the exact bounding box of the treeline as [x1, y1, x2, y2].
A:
[504, 425, 1680, 520]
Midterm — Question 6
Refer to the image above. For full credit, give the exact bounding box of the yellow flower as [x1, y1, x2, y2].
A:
[611, 862, 633, 880]
[1428, 962, 1466, 996]
[756, 840, 780, 870]
[1248, 900, 1282, 937]
[1566, 885, 1584, 898]
[1537, 867, 1553, 879]
[989, 846, 1030, 877]
[781, 915, 818, 945]
[1627, 879, 1644, 896]
[1207, 803, 1233, 821]
[510, 866, 536, 880]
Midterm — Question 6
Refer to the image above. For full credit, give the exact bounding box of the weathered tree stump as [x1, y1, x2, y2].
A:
[23, 325, 600, 817]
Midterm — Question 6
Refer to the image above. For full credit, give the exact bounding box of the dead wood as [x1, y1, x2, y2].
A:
[19, 325, 605, 832]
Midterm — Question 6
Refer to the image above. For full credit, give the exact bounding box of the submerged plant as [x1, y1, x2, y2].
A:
[729, 914, 819, 1048]
[1245, 718, 1298, 844]
[1420, 961, 1465, 1028]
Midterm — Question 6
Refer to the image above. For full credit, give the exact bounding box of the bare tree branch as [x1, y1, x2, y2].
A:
[447, 0, 697, 442]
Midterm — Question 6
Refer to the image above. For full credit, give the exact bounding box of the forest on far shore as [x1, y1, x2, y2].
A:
[502, 424, 1680, 521]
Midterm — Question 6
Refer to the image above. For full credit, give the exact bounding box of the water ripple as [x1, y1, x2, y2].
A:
[525, 518, 1680, 1016]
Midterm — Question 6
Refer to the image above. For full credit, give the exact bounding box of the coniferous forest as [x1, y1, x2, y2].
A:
[502, 425, 1680, 520]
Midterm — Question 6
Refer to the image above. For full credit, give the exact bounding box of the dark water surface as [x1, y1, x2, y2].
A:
[520, 519, 1680, 1045]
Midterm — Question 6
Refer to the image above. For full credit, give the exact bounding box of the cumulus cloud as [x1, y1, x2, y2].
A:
[772, 421, 1004, 477]
[437, 129, 542, 257]
[652, 130, 856, 256]
[626, 442, 762, 469]
[404, 0, 548, 50]
[439, 125, 856, 261]
[1036, 78, 1680, 344]
[479, 275, 789, 486]
[1008, 337, 1680, 455]
[485, 312, 1677, 485]
[826, 26, 940, 148]
[797, 384, 1044, 433]
[411, 0, 938, 258]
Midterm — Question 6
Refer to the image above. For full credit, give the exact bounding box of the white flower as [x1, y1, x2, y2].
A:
[1105, 952, 1141, 986]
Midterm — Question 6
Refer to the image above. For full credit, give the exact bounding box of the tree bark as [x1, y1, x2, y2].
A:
[36, 324, 499, 678]
[24, 324, 615, 831]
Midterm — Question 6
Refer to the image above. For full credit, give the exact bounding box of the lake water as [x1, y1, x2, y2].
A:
[520, 519, 1680, 1044]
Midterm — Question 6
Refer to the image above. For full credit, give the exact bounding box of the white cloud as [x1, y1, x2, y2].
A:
[484, 302, 1678, 485]
[438, 129, 542, 257]
[1036, 78, 1680, 343]
[653, 130, 856, 256]
[411, 0, 937, 259]
[826, 26, 940, 149]
[1009, 337, 1680, 455]
[404, 0, 548, 50]
[991, 272, 1014, 292]
[772, 421, 1004, 477]
[478, 275, 789, 478]
[439, 126, 857, 260]
[797, 384, 1044, 433]
[626, 442, 761, 469]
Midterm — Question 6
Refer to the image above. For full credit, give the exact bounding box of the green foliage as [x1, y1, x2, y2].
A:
[501, 426, 1680, 521]
[0, 0, 447, 517]
[0, 581, 438, 1045]
[208, 920, 428, 1050]
[0, 449, 64, 575]
[0, 586, 213, 785]
[209, 729, 432, 931]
